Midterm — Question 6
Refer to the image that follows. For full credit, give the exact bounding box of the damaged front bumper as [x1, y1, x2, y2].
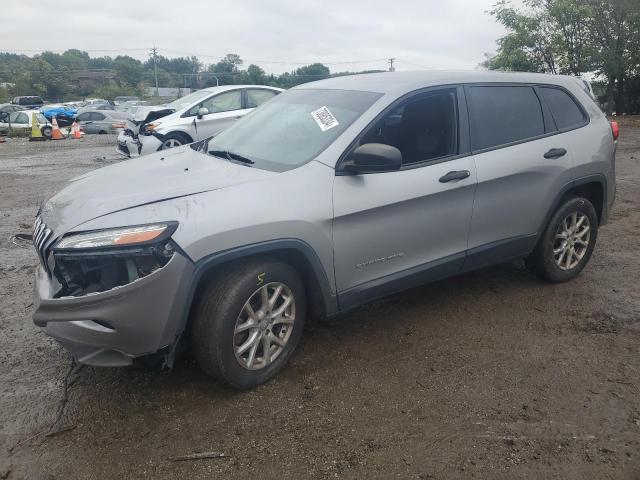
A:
[33, 251, 195, 367]
[117, 130, 164, 158]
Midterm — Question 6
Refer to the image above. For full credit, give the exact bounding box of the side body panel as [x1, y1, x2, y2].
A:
[468, 136, 576, 251]
[332, 159, 477, 293]
[192, 107, 252, 141]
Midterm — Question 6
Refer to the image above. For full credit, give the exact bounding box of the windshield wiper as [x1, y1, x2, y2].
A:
[209, 150, 255, 165]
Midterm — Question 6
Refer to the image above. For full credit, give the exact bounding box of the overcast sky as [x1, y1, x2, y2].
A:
[1, 0, 516, 74]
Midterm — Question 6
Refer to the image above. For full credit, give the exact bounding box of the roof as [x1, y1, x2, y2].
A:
[199, 85, 284, 93]
[294, 70, 583, 96]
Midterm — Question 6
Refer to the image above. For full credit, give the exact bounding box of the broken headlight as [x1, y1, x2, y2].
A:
[51, 222, 178, 298]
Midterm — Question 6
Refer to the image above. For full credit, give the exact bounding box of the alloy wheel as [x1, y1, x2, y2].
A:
[553, 211, 591, 271]
[233, 282, 296, 370]
[162, 138, 182, 149]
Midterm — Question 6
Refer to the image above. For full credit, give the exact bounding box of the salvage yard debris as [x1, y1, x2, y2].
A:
[168, 452, 227, 462]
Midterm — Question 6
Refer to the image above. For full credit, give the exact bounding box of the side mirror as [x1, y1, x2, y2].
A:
[197, 107, 209, 119]
[341, 143, 402, 174]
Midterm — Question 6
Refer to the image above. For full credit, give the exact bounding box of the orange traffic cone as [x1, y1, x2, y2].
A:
[50, 116, 65, 140]
[71, 120, 82, 139]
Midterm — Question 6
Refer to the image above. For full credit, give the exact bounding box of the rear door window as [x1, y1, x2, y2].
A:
[91, 112, 106, 121]
[201, 90, 242, 114]
[467, 85, 545, 151]
[246, 89, 278, 108]
[76, 113, 91, 122]
[539, 87, 586, 131]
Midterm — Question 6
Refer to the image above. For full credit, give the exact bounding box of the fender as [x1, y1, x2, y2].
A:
[536, 174, 607, 244]
[178, 238, 339, 332]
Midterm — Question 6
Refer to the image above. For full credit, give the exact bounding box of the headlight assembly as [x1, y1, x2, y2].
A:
[51, 223, 178, 298]
[54, 223, 177, 250]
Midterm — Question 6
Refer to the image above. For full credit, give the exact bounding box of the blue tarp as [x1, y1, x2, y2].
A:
[40, 106, 77, 120]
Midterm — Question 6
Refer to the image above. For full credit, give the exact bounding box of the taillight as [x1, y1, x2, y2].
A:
[610, 121, 619, 140]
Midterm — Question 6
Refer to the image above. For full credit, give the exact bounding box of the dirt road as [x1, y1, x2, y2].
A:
[1, 127, 639, 479]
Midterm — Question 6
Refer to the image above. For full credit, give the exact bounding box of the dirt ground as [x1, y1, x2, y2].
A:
[0, 125, 639, 480]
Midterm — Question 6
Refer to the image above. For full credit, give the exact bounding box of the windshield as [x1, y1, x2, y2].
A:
[166, 90, 214, 111]
[205, 89, 382, 171]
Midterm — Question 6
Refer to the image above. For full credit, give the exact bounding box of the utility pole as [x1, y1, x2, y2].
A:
[388, 58, 396, 72]
[151, 46, 159, 96]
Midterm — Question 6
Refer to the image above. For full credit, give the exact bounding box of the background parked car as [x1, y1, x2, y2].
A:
[11, 96, 45, 109]
[0, 103, 25, 122]
[0, 110, 52, 137]
[76, 110, 130, 134]
[77, 103, 116, 114]
[117, 85, 282, 156]
[114, 96, 139, 105]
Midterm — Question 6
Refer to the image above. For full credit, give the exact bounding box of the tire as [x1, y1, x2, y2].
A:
[41, 126, 52, 139]
[160, 132, 190, 150]
[525, 195, 598, 282]
[192, 258, 306, 389]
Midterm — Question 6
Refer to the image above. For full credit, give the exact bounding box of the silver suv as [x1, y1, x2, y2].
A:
[32, 71, 617, 389]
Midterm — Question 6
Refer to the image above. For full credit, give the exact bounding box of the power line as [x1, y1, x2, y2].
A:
[1, 47, 389, 70]
[2, 48, 151, 54]
[159, 48, 387, 66]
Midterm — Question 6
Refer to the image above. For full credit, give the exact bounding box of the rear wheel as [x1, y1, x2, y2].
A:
[526, 195, 598, 282]
[160, 132, 191, 150]
[41, 126, 52, 138]
[192, 259, 306, 389]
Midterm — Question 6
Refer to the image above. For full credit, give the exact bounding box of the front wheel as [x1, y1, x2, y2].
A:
[160, 132, 190, 150]
[526, 195, 598, 282]
[41, 126, 52, 139]
[192, 259, 306, 389]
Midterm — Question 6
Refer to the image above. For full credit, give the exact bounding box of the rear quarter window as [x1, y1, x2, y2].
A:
[467, 85, 545, 151]
[539, 87, 587, 131]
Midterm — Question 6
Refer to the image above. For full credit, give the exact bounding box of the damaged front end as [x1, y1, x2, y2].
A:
[117, 107, 175, 157]
[53, 242, 175, 298]
[32, 220, 194, 368]
[49, 222, 178, 298]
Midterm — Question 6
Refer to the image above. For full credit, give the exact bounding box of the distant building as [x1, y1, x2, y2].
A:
[145, 87, 191, 98]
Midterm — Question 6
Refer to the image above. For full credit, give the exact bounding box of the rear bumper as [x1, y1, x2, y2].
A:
[33, 253, 195, 367]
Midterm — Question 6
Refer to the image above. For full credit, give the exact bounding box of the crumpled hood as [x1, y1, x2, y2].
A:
[132, 105, 175, 124]
[39, 146, 274, 237]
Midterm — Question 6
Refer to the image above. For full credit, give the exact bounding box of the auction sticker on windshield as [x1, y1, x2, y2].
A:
[310, 106, 339, 132]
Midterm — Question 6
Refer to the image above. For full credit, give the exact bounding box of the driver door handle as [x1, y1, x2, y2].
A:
[439, 170, 470, 183]
[544, 148, 567, 159]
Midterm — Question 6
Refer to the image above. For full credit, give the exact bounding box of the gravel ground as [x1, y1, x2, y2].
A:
[0, 127, 639, 480]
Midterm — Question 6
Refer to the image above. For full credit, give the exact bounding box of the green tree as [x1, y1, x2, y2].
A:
[246, 64, 266, 84]
[113, 55, 144, 87]
[485, 0, 640, 114]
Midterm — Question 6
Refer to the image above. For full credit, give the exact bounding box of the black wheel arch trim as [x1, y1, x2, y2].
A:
[152, 131, 194, 145]
[537, 174, 607, 243]
[179, 239, 338, 332]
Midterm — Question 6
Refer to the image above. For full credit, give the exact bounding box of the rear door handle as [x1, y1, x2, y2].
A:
[544, 148, 567, 159]
[439, 170, 470, 183]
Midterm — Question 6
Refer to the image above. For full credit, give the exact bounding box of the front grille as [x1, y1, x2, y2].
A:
[33, 216, 53, 273]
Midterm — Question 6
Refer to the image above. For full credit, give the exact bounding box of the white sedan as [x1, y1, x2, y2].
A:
[0, 110, 52, 138]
